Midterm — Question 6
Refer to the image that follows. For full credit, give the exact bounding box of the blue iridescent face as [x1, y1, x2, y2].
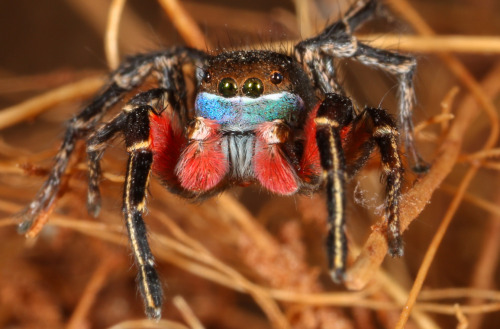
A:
[194, 92, 304, 130]
[195, 51, 310, 130]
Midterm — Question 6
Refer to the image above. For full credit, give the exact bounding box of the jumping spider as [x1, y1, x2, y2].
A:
[19, 0, 426, 319]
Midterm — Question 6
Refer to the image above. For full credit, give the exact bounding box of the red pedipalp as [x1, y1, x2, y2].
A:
[254, 122, 299, 195]
[175, 119, 228, 192]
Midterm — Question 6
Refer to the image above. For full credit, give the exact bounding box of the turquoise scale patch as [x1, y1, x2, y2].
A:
[195, 92, 304, 129]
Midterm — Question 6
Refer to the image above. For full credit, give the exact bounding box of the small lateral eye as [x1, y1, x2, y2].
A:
[243, 78, 264, 98]
[270, 71, 283, 84]
[203, 71, 212, 83]
[218, 77, 238, 97]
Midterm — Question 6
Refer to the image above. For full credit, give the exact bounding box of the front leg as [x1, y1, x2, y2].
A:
[86, 88, 168, 217]
[86, 107, 163, 307]
[87, 89, 170, 319]
[314, 94, 354, 283]
[123, 103, 162, 319]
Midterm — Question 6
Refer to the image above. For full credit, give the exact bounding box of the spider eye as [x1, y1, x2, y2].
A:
[218, 77, 238, 97]
[270, 71, 283, 84]
[242, 78, 264, 98]
[203, 71, 212, 83]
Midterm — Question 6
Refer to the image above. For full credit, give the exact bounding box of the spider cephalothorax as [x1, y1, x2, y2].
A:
[151, 50, 319, 197]
[19, 0, 418, 319]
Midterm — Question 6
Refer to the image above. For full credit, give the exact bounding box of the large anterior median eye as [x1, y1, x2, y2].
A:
[218, 77, 238, 97]
[242, 78, 264, 98]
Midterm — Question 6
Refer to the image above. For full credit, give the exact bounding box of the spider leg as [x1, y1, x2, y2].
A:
[17, 81, 127, 234]
[314, 93, 354, 283]
[99, 89, 170, 318]
[294, 0, 377, 94]
[345, 107, 405, 257]
[86, 113, 126, 216]
[86, 88, 168, 216]
[295, 0, 427, 172]
[122, 101, 162, 320]
[351, 44, 426, 173]
[86, 88, 179, 319]
[18, 48, 206, 235]
[342, 0, 378, 30]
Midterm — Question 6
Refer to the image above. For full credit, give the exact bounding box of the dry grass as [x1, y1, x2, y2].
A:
[0, 0, 499, 328]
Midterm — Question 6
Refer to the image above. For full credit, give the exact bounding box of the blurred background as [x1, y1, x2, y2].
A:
[0, 0, 499, 328]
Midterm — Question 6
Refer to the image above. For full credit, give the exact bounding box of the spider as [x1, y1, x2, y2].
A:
[18, 0, 425, 320]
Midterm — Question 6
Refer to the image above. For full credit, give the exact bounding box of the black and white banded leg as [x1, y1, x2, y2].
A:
[295, 0, 377, 94]
[18, 81, 127, 234]
[352, 45, 422, 173]
[295, 0, 427, 172]
[345, 107, 405, 256]
[315, 93, 354, 282]
[122, 104, 161, 319]
[86, 89, 169, 319]
[86, 88, 168, 217]
[18, 48, 205, 235]
[86, 113, 127, 217]
[314, 93, 404, 281]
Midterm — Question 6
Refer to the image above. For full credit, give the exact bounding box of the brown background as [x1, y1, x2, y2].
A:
[0, 1, 499, 328]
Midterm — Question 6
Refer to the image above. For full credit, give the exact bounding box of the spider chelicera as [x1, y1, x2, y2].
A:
[18, 0, 426, 319]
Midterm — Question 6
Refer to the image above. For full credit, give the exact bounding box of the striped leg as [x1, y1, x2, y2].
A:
[346, 107, 405, 256]
[86, 113, 127, 216]
[294, 0, 377, 94]
[85, 89, 168, 318]
[314, 93, 354, 283]
[352, 45, 424, 173]
[122, 102, 162, 319]
[86, 88, 168, 217]
[17, 82, 126, 235]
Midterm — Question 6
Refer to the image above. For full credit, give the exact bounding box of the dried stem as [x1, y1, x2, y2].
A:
[2, 204, 499, 319]
[157, 0, 210, 50]
[385, 0, 499, 150]
[107, 319, 190, 329]
[173, 296, 206, 329]
[357, 34, 500, 54]
[105, 0, 127, 70]
[66, 257, 120, 329]
[344, 61, 500, 291]
[455, 304, 469, 329]
[374, 271, 440, 329]
[293, 0, 313, 38]
[0, 76, 103, 130]
[261, 34, 500, 55]
[467, 189, 500, 329]
[419, 288, 500, 301]
[413, 113, 455, 135]
[394, 165, 479, 328]
[383, 1, 500, 328]
[439, 86, 460, 132]
[440, 184, 500, 217]
[461, 148, 500, 161]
